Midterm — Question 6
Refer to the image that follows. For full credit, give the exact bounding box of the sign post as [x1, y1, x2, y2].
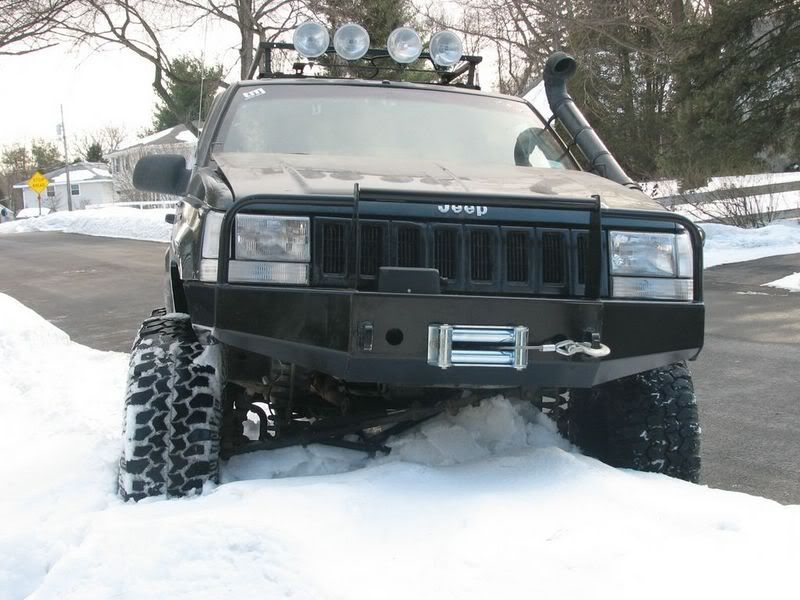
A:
[27, 171, 49, 216]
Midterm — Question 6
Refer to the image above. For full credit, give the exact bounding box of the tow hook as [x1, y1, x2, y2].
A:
[526, 339, 611, 358]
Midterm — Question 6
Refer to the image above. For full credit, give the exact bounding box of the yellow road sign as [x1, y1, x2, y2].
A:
[27, 171, 49, 194]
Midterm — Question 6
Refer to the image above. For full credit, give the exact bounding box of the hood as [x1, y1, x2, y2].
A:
[212, 152, 663, 211]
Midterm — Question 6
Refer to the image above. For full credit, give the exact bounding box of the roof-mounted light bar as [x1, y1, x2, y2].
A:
[248, 25, 479, 88]
[290, 24, 464, 67]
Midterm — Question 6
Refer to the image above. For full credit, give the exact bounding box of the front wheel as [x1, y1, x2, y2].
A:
[118, 313, 224, 501]
[568, 363, 701, 482]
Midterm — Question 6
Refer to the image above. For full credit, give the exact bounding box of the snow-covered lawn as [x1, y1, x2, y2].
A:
[702, 220, 800, 268]
[0, 207, 171, 243]
[1, 291, 799, 600]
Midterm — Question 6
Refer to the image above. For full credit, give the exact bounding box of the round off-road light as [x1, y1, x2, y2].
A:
[430, 31, 463, 67]
[333, 23, 370, 60]
[387, 27, 423, 64]
[293, 22, 329, 58]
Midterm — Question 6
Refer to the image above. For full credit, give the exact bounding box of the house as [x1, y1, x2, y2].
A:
[12, 162, 114, 211]
[108, 125, 198, 203]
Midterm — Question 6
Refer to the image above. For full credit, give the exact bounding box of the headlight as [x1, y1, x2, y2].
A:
[235, 215, 309, 262]
[199, 213, 311, 285]
[232, 215, 310, 285]
[610, 231, 678, 277]
[610, 230, 693, 300]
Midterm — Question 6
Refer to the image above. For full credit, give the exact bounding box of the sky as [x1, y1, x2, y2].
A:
[0, 19, 240, 150]
[0, 17, 498, 153]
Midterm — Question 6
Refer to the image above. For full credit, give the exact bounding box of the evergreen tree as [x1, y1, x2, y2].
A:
[152, 55, 223, 131]
[85, 142, 104, 162]
[665, 0, 800, 186]
[30, 140, 61, 172]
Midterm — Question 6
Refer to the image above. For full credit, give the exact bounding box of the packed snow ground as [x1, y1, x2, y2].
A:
[2, 292, 800, 600]
[0, 207, 171, 242]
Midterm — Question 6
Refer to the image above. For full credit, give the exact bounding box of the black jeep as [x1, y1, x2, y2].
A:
[118, 34, 703, 501]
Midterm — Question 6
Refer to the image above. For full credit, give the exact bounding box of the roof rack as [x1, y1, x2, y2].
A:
[247, 42, 483, 89]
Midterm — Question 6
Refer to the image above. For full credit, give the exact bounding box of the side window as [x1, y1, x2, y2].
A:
[71, 184, 80, 196]
[47, 186, 55, 198]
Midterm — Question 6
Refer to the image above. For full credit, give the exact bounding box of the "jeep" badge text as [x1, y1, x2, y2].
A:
[437, 204, 488, 216]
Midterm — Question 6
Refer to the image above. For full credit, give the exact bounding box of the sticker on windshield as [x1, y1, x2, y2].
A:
[242, 88, 266, 100]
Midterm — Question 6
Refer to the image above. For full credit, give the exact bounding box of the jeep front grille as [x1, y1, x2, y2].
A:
[506, 231, 528, 283]
[313, 218, 598, 296]
[360, 223, 382, 277]
[541, 231, 565, 284]
[397, 225, 422, 268]
[434, 228, 458, 280]
[469, 229, 493, 282]
[321, 222, 346, 276]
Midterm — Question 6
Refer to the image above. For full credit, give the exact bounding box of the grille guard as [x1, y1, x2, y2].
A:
[214, 186, 705, 303]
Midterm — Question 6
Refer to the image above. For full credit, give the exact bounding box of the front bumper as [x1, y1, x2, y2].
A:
[185, 282, 704, 388]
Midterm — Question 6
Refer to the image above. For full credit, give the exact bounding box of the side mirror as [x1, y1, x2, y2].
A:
[133, 154, 190, 196]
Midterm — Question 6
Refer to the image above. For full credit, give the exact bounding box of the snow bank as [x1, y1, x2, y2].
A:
[763, 272, 800, 292]
[702, 220, 800, 268]
[0, 207, 171, 242]
[2, 292, 800, 599]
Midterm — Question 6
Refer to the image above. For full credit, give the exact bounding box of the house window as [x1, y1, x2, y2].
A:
[71, 184, 80, 196]
[46, 186, 55, 198]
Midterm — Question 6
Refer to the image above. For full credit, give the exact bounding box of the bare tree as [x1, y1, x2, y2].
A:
[0, 0, 72, 55]
[421, 0, 573, 95]
[61, 1, 209, 133]
[61, 1, 308, 131]
[676, 182, 788, 229]
[173, 0, 310, 79]
[75, 125, 127, 160]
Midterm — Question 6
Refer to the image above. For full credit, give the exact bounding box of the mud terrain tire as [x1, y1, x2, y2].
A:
[118, 313, 224, 501]
[569, 363, 701, 482]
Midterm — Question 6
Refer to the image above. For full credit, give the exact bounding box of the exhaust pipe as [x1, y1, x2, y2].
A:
[543, 52, 639, 190]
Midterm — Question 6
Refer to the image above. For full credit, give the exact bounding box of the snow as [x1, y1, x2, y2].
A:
[51, 169, 107, 184]
[15, 207, 52, 219]
[641, 173, 800, 224]
[119, 127, 198, 150]
[176, 129, 198, 143]
[763, 272, 800, 292]
[1, 292, 800, 599]
[642, 172, 800, 198]
[702, 220, 800, 268]
[673, 189, 800, 222]
[129, 128, 174, 147]
[0, 207, 171, 242]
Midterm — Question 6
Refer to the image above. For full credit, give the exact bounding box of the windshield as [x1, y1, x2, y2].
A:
[214, 84, 577, 170]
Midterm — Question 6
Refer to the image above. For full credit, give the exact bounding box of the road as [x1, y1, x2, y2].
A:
[1, 231, 798, 504]
[0, 232, 165, 352]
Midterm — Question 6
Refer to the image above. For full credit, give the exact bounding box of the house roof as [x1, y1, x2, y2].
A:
[108, 124, 198, 156]
[13, 162, 113, 189]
